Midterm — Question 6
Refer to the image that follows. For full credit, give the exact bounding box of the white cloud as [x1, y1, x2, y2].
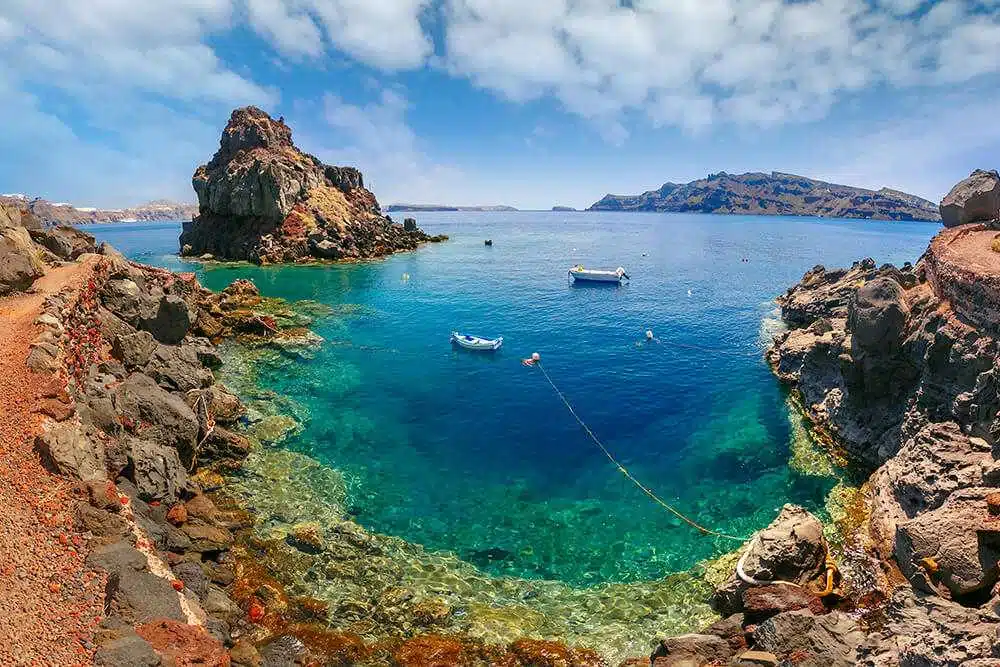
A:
[243, 0, 434, 69]
[441, 0, 1000, 136]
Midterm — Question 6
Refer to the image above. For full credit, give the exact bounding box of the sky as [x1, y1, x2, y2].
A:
[1, 0, 999, 210]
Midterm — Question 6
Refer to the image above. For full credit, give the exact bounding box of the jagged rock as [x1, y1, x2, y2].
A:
[712, 505, 828, 616]
[870, 422, 994, 555]
[895, 486, 1000, 598]
[34, 422, 107, 481]
[26, 341, 61, 373]
[753, 610, 864, 667]
[171, 561, 209, 600]
[0, 216, 45, 295]
[180, 106, 439, 264]
[197, 426, 251, 465]
[857, 587, 1000, 665]
[733, 651, 779, 666]
[144, 343, 213, 392]
[29, 224, 97, 259]
[940, 169, 1000, 227]
[650, 634, 734, 666]
[101, 278, 146, 324]
[180, 521, 233, 553]
[128, 438, 191, 503]
[230, 639, 262, 667]
[115, 373, 199, 456]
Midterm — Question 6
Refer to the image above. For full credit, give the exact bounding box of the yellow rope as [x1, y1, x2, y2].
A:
[535, 361, 746, 542]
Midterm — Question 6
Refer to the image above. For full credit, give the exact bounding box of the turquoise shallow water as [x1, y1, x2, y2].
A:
[83, 213, 936, 587]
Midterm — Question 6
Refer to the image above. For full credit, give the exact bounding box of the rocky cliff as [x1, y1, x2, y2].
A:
[0, 195, 198, 224]
[589, 171, 941, 221]
[757, 169, 1000, 664]
[180, 107, 444, 264]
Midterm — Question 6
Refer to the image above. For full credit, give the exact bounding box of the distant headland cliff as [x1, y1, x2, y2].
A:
[589, 171, 941, 221]
[179, 107, 445, 264]
[0, 195, 197, 225]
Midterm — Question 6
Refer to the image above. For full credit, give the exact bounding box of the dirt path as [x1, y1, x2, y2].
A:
[0, 261, 104, 667]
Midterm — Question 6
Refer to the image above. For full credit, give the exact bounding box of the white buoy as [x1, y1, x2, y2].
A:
[646, 330, 654, 340]
[687, 289, 692, 297]
[532, 352, 541, 361]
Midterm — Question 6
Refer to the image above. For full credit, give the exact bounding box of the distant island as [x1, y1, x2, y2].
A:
[0, 194, 198, 225]
[386, 204, 518, 212]
[551, 206, 578, 211]
[588, 171, 941, 221]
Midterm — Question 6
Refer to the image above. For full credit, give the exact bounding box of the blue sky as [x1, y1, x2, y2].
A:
[1, 0, 999, 210]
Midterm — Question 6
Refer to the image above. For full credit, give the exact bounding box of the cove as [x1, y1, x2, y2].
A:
[82, 212, 936, 587]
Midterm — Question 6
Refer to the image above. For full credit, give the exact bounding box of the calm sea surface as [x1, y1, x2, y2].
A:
[82, 212, 936, 586]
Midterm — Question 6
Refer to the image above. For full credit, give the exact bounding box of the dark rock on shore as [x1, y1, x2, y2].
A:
[0, 202, 46, 295]
[179, 106, 446, 264]
[760, 171, 1000, 665]
[29, 224, 98, 260]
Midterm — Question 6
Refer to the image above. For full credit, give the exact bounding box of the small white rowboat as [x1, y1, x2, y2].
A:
[568, 265, 630, 283]
[451, 332, 503, 351]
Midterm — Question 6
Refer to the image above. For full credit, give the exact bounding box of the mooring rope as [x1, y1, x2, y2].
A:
[534, 361, 746, 542]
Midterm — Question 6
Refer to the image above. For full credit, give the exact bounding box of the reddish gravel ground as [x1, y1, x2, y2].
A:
[0, 263, 105, 667]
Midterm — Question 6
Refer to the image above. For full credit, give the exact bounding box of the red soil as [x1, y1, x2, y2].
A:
[0, 262, 105, 666]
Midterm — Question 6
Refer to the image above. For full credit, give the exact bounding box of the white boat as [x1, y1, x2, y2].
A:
[451, 332, 503, 351]
[568, 265, 629, 283]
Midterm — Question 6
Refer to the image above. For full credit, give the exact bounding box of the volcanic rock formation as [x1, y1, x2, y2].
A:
[180, 107, 444, 263]
[758, 171, 1000, 664]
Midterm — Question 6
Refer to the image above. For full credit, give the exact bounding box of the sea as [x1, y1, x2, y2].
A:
[81, 212, 937, 656]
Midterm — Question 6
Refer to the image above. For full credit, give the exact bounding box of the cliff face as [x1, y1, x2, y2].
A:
[765, 182, 1000, 662]
[0, 196, 197, 224]
[589, 171, 941, 221]
[180, 107, 443, 264]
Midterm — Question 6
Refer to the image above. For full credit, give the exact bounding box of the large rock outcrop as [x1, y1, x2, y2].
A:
[179, 106, 444, 264]
[762, 169, 1000, 663]
[940, 169, 1000, 228]
[0, 202, 45, 294]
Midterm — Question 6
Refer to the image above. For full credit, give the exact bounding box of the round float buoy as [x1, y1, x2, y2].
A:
[532, 352, 540, 361]
[646, 330, 654, 340]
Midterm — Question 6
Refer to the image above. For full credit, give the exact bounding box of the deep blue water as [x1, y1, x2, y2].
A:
[82, 213, 937, 585]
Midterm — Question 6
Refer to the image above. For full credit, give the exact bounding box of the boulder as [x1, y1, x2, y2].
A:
[93, 633, 160, 667]
[101, 278, 146, 324]
[741, 584, 825, 623]
[139, 295, 193, 345]
[34, 422, 107, 481]
[895, 486, 1000, 598]
[115, 373, 199, 456]
[29, 224, 97, 259]
[128, 438, 192, 503]
[753, 610, 864, 667]
[144, 343, 213, 392]
[651, 633, 734, 666]
[111, 328, 157, 369]
[186, 384, 244, 425]
[847, 277, 910, 352]
[0, 222, 45, 295]
[87, 542, 187, 624]
[713, 505, 828, 615]
[940, 169, 1000, 227]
